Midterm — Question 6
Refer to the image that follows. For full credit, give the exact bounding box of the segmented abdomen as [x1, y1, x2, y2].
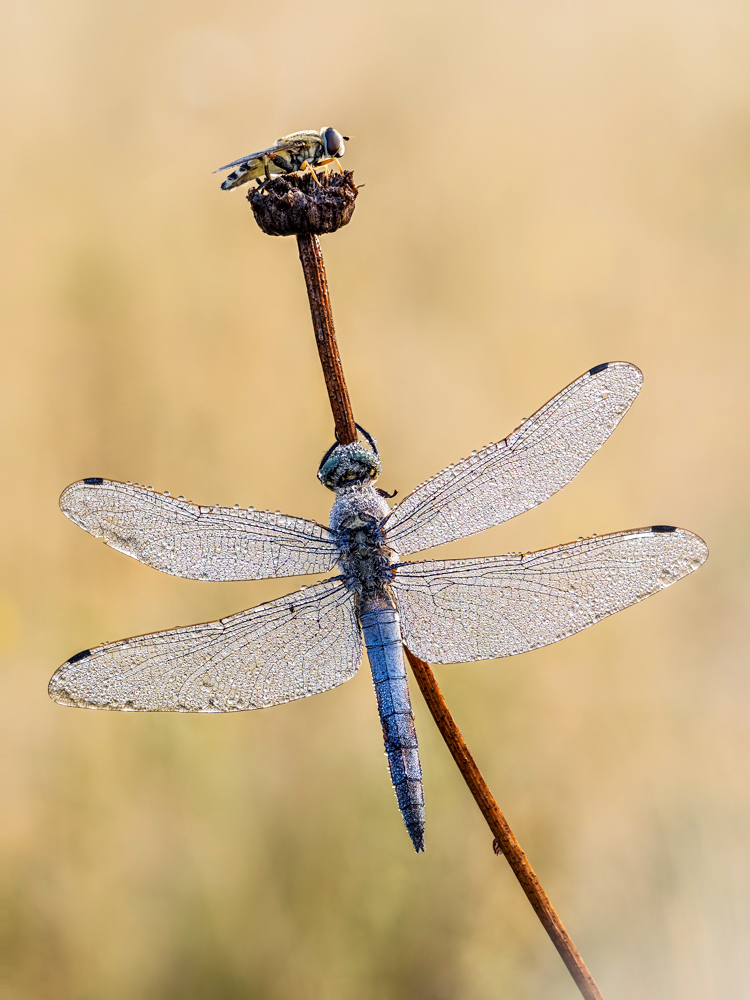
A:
[359, 598, 425, 852]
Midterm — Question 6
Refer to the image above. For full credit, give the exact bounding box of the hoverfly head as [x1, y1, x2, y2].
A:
[318, 432, 381, 492]
[321, 128, 348, 158]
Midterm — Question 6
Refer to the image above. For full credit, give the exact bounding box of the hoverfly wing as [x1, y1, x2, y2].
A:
[60, 479, 338, 581]
[384, 363, 643, 556]
[213, 142, 289, 174]
[213, 134, 314, 174]
[393, 527, 707, 663]
[49, 578, 361, 712]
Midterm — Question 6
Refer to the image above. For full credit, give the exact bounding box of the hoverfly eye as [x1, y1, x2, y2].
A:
[324, 128, 344, 157]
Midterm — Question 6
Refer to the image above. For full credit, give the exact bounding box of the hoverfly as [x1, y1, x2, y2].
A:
[214, 127, 349, 190]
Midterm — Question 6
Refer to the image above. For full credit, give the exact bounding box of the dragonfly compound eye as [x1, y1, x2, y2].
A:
[318, 442, 382, 491]
[323, 128, 345, 157]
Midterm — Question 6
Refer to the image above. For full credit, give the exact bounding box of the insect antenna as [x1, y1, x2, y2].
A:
[355, 423, 379, 456]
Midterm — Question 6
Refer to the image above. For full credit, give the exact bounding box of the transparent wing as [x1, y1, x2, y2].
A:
[49, 578, 361, 712]
[213, 136, 310, 173]
[213, 142, 289, 173]
[60, 479, 338, 581]
[385, 362, 643, 556]
[393, 527, 707, 663]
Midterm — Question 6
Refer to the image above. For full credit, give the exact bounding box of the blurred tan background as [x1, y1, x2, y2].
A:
[2, 0, 749, 997]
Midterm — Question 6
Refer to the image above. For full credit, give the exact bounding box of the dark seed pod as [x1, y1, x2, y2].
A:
[248, 170, 358, 237]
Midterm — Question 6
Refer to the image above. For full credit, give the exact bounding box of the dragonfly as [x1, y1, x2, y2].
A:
[49, 362, 707, 852]
[214, 127, 348, 191]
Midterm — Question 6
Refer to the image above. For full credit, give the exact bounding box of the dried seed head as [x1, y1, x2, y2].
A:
[247, 170, 358, 237]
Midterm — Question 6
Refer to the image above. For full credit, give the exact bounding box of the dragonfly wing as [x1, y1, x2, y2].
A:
[60, 479, 338, 581]
[49, 578, 361, 712]
[385, 363, 643, 556]
[393, 527, 707, 663]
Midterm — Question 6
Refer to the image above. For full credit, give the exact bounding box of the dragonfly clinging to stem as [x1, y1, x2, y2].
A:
[214, 128, 349, 190]
[49, 363, 707, 852]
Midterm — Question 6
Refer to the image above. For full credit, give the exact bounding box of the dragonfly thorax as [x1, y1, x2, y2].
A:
[330, 485, 396, 598]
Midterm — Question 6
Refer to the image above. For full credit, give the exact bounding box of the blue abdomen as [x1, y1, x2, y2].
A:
[359, 599, 425, 852]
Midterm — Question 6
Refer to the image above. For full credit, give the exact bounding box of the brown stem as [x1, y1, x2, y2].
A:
[296, 233, 357, 445]
[404, 647, 605, 1000]
[292, 225, 605, 999]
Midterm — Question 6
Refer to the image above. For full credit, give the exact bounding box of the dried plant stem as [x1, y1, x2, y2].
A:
[296, 233, 357, 445]
[295, 229, 605, 1000]
[404, 647, 605, 1000]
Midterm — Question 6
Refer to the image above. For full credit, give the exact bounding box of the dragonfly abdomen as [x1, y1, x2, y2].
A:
[359, 598, 425, 853]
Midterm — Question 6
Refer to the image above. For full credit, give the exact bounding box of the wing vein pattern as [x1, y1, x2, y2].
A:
[385, 363, 643, 555]
[60, 480, 338, 581]
[393, 528, 708, 663]
[49, 579, 361, 712]
[213, 135, 310, 173]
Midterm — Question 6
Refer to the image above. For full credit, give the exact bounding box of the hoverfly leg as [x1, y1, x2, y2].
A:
[318, 156, 343, 175]
[300, 160, 323, 187]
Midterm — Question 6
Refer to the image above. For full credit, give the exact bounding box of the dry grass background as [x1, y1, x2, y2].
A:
[2, 1, 749, 997]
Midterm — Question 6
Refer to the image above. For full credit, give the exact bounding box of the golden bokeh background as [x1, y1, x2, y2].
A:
[2, 1, 749, 997]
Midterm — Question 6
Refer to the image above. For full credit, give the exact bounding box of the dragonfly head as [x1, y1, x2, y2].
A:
[318, 436, 381, 491]
[321, 127, 348, 158]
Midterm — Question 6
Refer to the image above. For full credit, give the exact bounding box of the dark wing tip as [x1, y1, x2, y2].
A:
[651, 524, 677, 533]
[67, 648, 92, 664]
[588, 362, 610, 376]
[82, 477, 104, 486]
